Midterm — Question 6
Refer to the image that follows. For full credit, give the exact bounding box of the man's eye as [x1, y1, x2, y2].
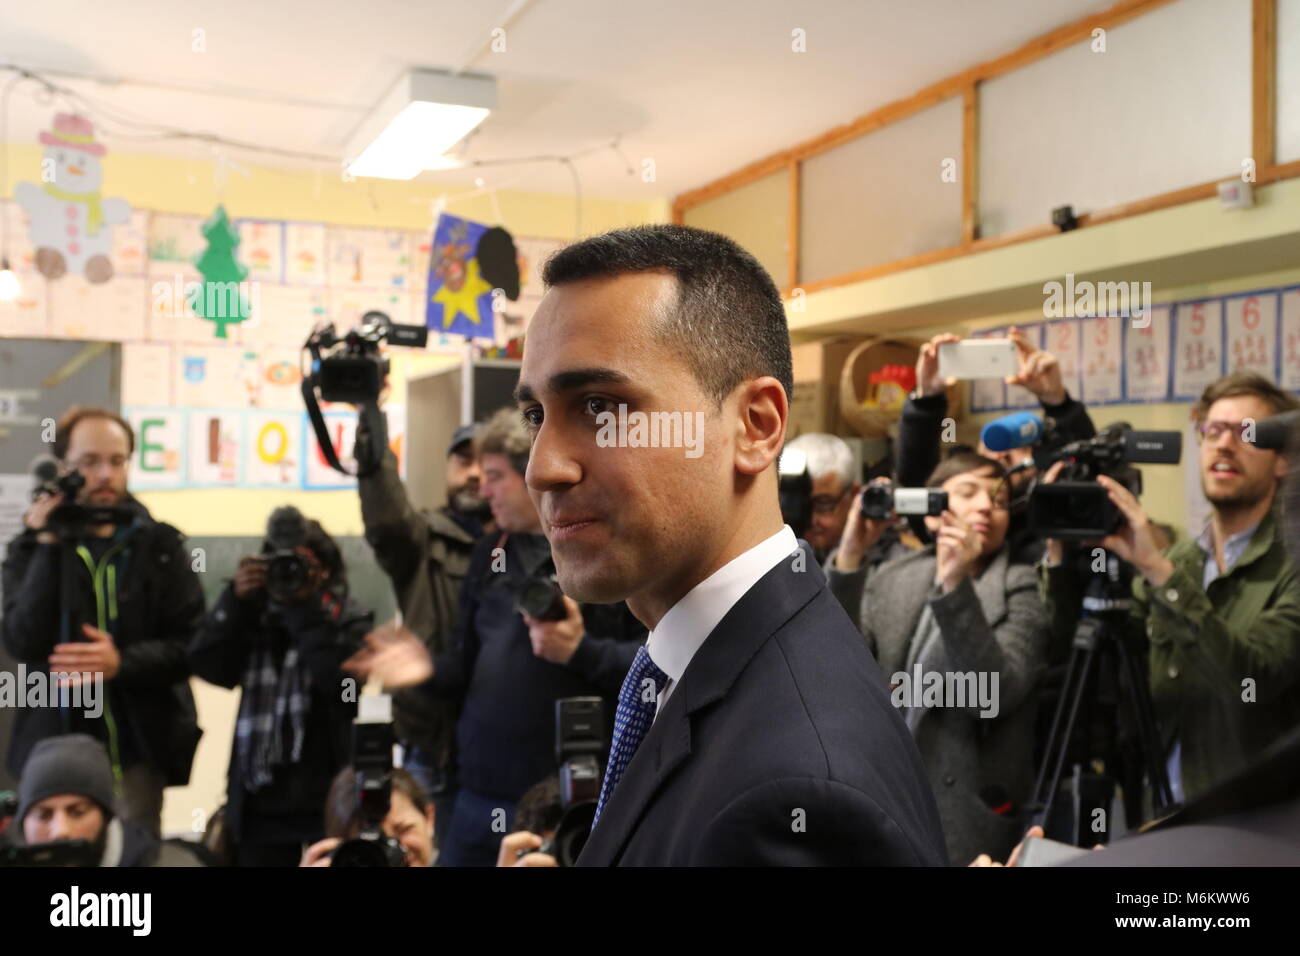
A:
[585, 397, 614, 417]
[521, 407, 543, 429]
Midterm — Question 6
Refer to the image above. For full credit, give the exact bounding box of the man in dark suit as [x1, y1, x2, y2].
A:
[511, 224, 947, 866]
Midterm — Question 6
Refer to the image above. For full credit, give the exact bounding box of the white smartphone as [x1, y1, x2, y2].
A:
[938, 339, 1017, 380]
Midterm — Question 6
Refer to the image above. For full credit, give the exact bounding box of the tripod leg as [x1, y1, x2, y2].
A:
[1031, 618, 1101, 832]
[1114, 629, 1177, 816]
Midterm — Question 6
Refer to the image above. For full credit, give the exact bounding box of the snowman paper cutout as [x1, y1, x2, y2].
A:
[15, 113, 131, 283]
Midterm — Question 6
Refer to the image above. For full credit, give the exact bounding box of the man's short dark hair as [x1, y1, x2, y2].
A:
[926, 451, 1007, 489]
[53, 406, 135, 461]
[541, 224, 793, 408]
[1194, 372, 1300, 423]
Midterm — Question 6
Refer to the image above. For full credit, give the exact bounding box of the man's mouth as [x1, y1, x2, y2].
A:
[546, 514, 600, 542]
[1209, 460, 1240, 478]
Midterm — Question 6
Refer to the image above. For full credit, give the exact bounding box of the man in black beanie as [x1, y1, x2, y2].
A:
[16, 734, 203, 866]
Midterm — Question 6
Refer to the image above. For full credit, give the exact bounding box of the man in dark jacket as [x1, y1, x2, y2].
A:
[11, 734, 205, 867]
[346, 406, 644, 866]
[354, 412, 484, 839]
[2, 407, 204, 835]
[189, 508, 371, 866]
[897, 328, 1096, 562]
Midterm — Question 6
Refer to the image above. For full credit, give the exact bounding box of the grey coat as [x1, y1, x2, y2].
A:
[845, 546, 1048, 865]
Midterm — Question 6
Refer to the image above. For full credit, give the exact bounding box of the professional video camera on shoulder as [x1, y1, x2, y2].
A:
[1027, 423, 1181, 539]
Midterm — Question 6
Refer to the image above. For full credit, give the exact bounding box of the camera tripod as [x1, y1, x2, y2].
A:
[1027, 551, 1178, 845]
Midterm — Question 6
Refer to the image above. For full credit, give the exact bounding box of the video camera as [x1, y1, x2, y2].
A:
[304, 311, 428, 406]
[860, 480, 949, 521]
[301, 311, 428, 476]
[1027, 423, 1181, 539]
[331, 696, 405, 867]
[29, 456, 132, 534]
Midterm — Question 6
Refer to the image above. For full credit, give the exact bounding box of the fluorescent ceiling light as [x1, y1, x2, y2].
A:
[345, 69, 495, 180]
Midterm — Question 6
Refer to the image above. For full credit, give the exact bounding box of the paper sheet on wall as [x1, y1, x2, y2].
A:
[0, 274, 48, 337]
[328, 228, 411, 292]
[1044, 319, 1082, 404]
[1224, 292, 1277, 378]
[1080, 315, 1123, 404]
[284, 223, 327, 286]
[1, 200, 37, 271]
[187, 409, 243, 486]
[48, 276, 147, 341]
[127, 408, 186, 489]
[236, 283, 327, 349]
[147, 213, 203, 279]
[175, 346, 261, 409]
[304, 412, 358, 489]
[1281, 289, 1300, 390]
[112, 210, 149, 276]
[1003, 323, 1042, 409]
[330, 287, 414, 328]
[1172, 300, 1224, 398]
[245, 410, 303, 487]
[243, 347, 305, 411]
[1123, 305, 1171, 401]
[238, 220, 284, 284]
[121, 342, 173, 407]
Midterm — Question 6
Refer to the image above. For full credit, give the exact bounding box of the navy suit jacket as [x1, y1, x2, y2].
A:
[576, 548, 948, 866]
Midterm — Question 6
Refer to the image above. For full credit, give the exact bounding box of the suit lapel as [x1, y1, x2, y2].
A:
[874, 552, 938, 674]
[578, 546, 824, 865]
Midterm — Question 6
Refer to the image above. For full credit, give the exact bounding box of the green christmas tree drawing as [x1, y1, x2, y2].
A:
[188, 205, 250, 339]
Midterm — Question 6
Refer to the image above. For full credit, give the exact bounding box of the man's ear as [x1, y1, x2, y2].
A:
[733, 376, 787, 477]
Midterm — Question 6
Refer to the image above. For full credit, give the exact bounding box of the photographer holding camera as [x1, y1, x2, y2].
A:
[899, 328, 1096, 560]
[354, 402, 487, 842]
[298, 766, 436, 868]
[1040, 372, 1300, 805]
[189, 507, 372, 866]
[344, 406, 645, 867]
[1, 406, 205, 835]
[829, 452, 1049, 865]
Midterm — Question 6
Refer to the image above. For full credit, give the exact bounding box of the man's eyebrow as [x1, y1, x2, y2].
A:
[514, 367, 632, 404]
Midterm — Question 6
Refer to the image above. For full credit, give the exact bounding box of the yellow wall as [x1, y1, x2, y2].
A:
[787, 177, 1300, 541]
[2, 142, 670, 539]
[2, 143, 668, 836]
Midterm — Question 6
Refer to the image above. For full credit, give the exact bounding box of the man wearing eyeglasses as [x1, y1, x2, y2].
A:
[2, 406, 204, 835]
[1041, 372, 1300, 804]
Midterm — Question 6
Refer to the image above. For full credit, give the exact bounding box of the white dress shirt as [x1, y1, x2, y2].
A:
[645, 525, 799, 722]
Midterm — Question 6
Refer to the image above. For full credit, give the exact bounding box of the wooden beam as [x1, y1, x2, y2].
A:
[676, 0, 1178, 213]
[787, 159, 800, 291]
[962, 84, 979, 245]
[789, 164, 1300, 299]
[1253, 0, 1277, 171]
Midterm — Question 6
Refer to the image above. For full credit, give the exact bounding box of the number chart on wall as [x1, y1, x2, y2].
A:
[968, 286, 1296, 412]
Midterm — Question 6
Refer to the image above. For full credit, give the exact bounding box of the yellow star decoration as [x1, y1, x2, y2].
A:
[431, 257, 493, 329]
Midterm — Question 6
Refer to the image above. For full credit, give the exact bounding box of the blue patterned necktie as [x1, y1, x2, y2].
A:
[594, 645, 669, 826]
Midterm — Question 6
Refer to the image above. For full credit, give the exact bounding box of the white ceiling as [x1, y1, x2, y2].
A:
[0, 0, 1113, 200]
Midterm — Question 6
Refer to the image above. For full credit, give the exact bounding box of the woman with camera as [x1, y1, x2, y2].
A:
[189, 507, 373, 867]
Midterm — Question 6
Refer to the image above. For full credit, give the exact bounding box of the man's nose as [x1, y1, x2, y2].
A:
[525, 421, 581, 492]
[48, 814, 70, 839]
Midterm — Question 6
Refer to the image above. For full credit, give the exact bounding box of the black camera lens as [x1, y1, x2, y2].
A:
[517, 576, 566, 621]
[265, 551, 309, 600]
[860, 483, 895, 520]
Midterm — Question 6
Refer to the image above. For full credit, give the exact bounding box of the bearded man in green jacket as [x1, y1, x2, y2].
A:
[1041, 372, 1300, 806]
